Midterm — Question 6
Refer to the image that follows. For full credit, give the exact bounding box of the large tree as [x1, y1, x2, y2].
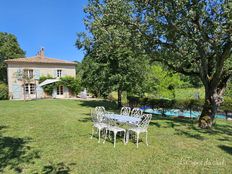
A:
[76, 0, 148, 107]
[129, 0, 232, 128]
[0, 32, 25, 83]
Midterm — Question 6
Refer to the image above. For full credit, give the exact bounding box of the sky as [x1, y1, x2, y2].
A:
[0, 0, 88, 62]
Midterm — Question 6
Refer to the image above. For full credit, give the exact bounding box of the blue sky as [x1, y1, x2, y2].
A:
[0, 0, 88, 62]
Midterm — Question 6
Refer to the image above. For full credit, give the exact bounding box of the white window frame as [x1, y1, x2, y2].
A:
[57, 70, 62, 78]
[25, 83, 35, 94]
[57, 85, 64, 95]
[24, 69, 33, 79]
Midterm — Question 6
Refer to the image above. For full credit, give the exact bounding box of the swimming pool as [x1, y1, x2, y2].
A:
[143, 108, 226, 119]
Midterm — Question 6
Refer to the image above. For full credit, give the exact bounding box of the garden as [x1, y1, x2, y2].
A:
[0, 99, 231, 173]
[0, 0, 232, 173]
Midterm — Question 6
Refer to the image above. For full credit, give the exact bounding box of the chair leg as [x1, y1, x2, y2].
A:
[103, 129, 107, 144]
[123, 131, 126, 144]
[98, 129, 101, 143]
[136, 132, 139, 148]
[146, 131, 148, 146]
[114, 132, 117, 148]
[126, 131, 129, 144]
[91, 127, 94, 139]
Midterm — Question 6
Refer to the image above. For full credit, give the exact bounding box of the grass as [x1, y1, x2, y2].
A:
[0, 99, 231, 173]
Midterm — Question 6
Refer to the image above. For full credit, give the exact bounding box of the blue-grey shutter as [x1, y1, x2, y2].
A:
[16, 69, 22, 80]
[52, 87, 57, 98]
[62, 70, 66, 77]
[36, 86, 43, 98]
[12, 84, 21, 99]
[54, 70, 57, 78]
[34, 70, 40, 80]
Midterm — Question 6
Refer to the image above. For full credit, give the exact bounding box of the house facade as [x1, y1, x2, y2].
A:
[5, 48, 76, 100]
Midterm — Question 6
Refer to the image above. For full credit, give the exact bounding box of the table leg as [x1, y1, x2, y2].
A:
[126, 130, 129, 144]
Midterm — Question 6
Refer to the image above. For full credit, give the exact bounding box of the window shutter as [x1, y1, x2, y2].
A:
[12, 84, 21, 99]
[54, 70, 57, 78]
[36, 86, 44, 98]
[52, 87, 56, 98]
[34, 70, 40, 80]
[16, 69, 22, 80]
[62, 71, 66, 77]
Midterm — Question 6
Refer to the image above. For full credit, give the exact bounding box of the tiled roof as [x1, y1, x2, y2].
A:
[5, 56, 77, 65]
[5, 48, 76, 65]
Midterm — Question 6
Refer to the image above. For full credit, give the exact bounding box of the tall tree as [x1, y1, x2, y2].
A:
[0, 32, 25, 83]
[76, 0, 148, 107]
[130, 0, 232, 128]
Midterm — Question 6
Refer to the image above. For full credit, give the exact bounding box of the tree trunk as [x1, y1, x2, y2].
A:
[198, 73, 229, 128]
[117, 89, 122, 109]
[198, 89, 217, 128]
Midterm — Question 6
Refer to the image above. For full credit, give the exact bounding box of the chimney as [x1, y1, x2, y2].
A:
[37, 48, 45, 58]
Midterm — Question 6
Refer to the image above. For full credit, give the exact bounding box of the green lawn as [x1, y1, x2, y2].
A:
[0, 99, 231, 174]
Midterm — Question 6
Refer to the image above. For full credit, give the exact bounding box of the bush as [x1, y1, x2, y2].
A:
[59, 76, 81, 95]
[127, 95, 140, 108]
[127, 95, 205, 111]
[220, 98, 232, 112]
[0, 82, 8, 100]
[39, 75, 55, 96]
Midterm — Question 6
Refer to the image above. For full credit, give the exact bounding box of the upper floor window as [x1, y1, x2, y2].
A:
[24, 69, 33, 79]
[57, 70, 62, 77]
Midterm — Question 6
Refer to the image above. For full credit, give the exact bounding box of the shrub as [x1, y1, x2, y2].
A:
[39, 75, 55, 96]
[127, 95, 140, 108]
[59, 76, 82, 95]
[220, 98, 232, 112]
[0, 82, 8, 100]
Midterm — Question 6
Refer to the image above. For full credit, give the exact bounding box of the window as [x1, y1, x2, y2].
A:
[25, 84, 29, 94]
[24, 83, 35, 94]
[57, 85, 63, 95]
[24, 69, 33, 78]
[30, 84, 35, 94]
[57, 70, 62, 77]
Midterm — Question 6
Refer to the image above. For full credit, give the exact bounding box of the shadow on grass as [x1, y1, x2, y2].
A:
[218, 145, 232, 155]
[151, 114, 232, 137]
[190, 123, 232, 137]
[79, 100, 118, 110]
[174, 128, 206, 140]
[150, 115, 196, 129]
[0, 125, 40, 173]
[41, 162, 76, 174]
[78, 117, 92, 123]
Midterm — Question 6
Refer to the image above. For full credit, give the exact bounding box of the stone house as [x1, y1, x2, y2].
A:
[5, 48, 76, 100]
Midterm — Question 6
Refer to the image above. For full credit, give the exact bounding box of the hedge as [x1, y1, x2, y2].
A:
[127, 96, 232, 112]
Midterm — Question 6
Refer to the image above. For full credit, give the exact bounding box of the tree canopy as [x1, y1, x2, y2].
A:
[129, 0, 232, 128]
[0, 32, 25, 83]
[77, 0, 231, 127]
[77, 0, 149, 107]
[145, 65, 185, 99]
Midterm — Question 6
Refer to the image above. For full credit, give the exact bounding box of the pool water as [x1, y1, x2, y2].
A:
[143, 108, 226, 119]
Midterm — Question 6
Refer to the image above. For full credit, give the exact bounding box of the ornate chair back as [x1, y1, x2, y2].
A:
[131, 108, 143, 118]
[120, 107, 131, 116]
[138, 114, 152, 130]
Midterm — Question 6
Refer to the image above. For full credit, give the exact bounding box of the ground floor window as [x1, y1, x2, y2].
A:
[25, 83, 35, 94]
[57, 85, 64, 95]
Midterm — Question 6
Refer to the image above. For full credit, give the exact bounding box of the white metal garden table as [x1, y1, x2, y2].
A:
[104, 113, 142, 143]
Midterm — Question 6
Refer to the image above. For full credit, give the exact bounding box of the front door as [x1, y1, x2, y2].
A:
[56, 85, 64, 98]
[24, 83, 36, 99]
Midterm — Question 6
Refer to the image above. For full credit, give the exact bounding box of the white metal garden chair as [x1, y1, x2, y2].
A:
[131, 108, 143, 118]
[128, 114, 152, 148]
[103, 113, 126, 148]
[90, 106, 107, 143]
[120, 107, 131, 116]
